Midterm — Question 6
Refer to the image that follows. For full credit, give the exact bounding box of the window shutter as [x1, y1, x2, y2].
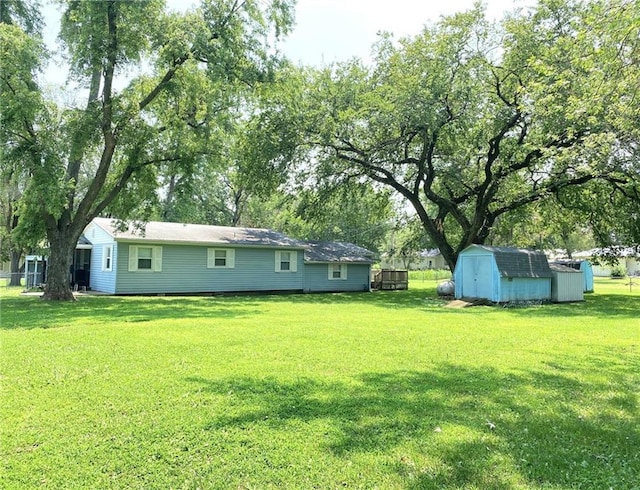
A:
[128, 245, 138, 272]
[342, 264, 347, 280]
[290, 251, 297, 272]
[275, 251, 280, 272]
[153, 246, 163, 272]
[227, 249, 235, 268]
[207, 248, 215, 268]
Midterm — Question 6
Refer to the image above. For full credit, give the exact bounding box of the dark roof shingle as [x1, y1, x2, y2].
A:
[470, 245, 552, 278]
[91, 218, 305, 248]
[304, 241, 375, 264]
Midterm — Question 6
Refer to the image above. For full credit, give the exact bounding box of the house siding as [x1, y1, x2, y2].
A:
[87, 224, 118, 294]
[304, 263, 371, 292]
[113, 243, 305, 294]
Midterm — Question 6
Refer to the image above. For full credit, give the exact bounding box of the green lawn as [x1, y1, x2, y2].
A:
[1, 279, 638, 489]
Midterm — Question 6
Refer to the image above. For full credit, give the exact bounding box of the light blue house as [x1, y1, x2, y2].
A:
[84, 218, 374, 295]
[454, 245, 553, 302]
[303, 241, 374, 292]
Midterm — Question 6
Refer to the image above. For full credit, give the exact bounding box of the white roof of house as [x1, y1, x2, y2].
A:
[90, 217, 305, 249]
[574, 247, 639, 258]
[420, 248, 442, 258]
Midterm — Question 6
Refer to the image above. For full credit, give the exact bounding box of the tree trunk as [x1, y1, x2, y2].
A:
[9, 249, 22, 286]
[41, 231, 78, 301]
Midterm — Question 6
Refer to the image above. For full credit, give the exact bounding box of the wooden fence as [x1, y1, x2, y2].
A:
[371, 269, 409, 290]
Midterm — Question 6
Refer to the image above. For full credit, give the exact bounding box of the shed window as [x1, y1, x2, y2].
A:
[275, 250, 297, 272]
[102, 245, 113, 272]
[328, 264, 347, 280]
[207, 248, 235, 269]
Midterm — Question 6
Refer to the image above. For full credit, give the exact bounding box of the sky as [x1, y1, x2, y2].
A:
[40, 0, 534, 89]
[281, 0, 533, 66]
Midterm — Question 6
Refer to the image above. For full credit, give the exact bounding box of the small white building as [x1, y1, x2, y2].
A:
[573, 248, 639, 277]
[380, 248, 448, 271]
[549, 263, 584, 302]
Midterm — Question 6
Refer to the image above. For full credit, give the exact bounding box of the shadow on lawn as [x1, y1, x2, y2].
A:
[187, 356, 639, 489]
[502, 292, 640, 320]
[0, 294, 264, 330]
[273, 287, 640, 320]
[3, 284, 638, 330]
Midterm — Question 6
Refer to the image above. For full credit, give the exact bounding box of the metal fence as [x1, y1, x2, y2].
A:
[0, 271, 42, 289]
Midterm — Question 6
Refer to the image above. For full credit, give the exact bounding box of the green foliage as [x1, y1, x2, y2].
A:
[382, 216, 436, 269]
[0, 21, 48, 259]
[407, 269, 452, 282]
[289, 182, 392, 252]
[1, 279, 639, 488]
[0, 0, 43, 35]
[5, 0, 296, 299]
[610, 265, 627, 278]
[59, 0, 164, 79]
[286, 0, 640, 270]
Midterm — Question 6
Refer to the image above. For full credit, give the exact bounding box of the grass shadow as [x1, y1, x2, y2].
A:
[187, 356, 639, 489]
[0, 293, 264, 330]
[2, 281, 638, 331]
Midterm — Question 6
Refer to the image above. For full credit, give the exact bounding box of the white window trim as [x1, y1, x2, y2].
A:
[207, 248, 235, 269]
[128, 245, 162, 272]
[102, 245, 113, 272]
[328, 263, 348, 280]
[275, 250, 298, 273]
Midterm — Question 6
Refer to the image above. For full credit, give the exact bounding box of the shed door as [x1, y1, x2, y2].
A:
[461, 255, 493, 299]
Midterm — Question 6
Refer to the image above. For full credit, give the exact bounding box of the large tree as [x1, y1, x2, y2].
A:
[285, 0, 637, 271]
[0, 0, 42, 285]
[157, 86, 297, 227]
[0, 5, 45, 285]
[10, 0, 294, 300]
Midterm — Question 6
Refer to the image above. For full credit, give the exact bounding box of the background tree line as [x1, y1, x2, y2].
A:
[1, 0, 638, 299]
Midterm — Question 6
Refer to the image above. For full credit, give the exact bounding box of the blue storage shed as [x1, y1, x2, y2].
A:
[454, 245, 553, 303]
[551, 260, 594, 293]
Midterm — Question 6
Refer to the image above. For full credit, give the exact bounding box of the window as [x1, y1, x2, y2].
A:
[137, 247, 153, 270]
[280, 252, 291, 271]
[275, 250, 297, 272]
[102, 245, 113, 272]
[207, 248, 235, 269]
[328, 264, 347, 280]
[128, 245, 162, 272]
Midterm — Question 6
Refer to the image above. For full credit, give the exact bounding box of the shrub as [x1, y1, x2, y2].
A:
[610, 265, 627, 278]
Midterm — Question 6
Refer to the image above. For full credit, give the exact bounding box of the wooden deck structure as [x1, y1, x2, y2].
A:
[372, 270, 409, 290]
